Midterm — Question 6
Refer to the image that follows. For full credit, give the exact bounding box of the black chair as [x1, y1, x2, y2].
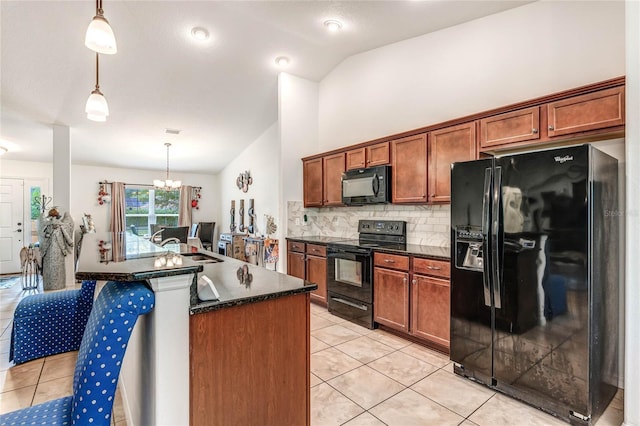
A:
[198, 222, 216, 251]
[160, 226, 189, 243]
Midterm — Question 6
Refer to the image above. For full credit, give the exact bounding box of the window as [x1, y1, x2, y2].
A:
[29, 186, 42, 244]
[125, 187, 180, 237]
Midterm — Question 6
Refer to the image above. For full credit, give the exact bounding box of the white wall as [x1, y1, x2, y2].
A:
[71, 164, 218, 236]
[218, 122, 280, 239]
[318, 1, 625, 151]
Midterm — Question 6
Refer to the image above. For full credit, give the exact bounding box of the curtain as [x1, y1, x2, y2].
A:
[178, 185, 193, 227]
[110, 182, 126, 233]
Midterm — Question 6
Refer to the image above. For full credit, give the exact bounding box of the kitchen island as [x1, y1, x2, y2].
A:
[76, 232, 316, 426]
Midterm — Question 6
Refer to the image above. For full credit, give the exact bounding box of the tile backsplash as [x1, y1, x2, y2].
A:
[287, 201, 450, 247]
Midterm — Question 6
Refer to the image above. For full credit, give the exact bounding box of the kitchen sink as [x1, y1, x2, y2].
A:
[182, 253, 224, 263]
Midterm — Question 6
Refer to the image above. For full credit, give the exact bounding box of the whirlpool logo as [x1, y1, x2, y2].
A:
[554, 155, 574, 163]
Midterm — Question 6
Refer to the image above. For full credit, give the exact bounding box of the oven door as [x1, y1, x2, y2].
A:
[327, 246, 372, 303]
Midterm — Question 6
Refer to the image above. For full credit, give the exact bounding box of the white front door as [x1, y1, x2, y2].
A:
[0, 178, 24, 274]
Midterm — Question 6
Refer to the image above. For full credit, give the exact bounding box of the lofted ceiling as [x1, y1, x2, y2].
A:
[0, 1, 530, 174]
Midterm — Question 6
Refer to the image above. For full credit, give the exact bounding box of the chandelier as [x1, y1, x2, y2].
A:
[85, 54, 109, 122]
[153, 143, 182, 190]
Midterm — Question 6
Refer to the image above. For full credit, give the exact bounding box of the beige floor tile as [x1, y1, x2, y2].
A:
[335, 336, 394, 363]
[339, 320, 375, 336]
[369, 388, 464, 426]
[311, 382, 364, 426]
[368, 350, 438, 386]
[312, 324, 362, 346]
[411, 369, 494, 417]
[342, 412, 387, 426]
[400, 344, 450, 368]
[366, 330, 412, 350]
[310, 372, 323, 388]
[311, 315, 335, 331]
[469, 393, 567, 426]
[0, 385, 36, 414]
[311, 347, 362, 381]
[328, 365, 405, 410]
[40, 354, 77, 382]
[310, 303, 327, 315]
[460, 421, 480, 426]
[32, 375, 73, 405]
[0, 359, 43, 391]
[316, 311, 347, 324]
[45, 350, 78, 362]
[311, 336, 331, 353]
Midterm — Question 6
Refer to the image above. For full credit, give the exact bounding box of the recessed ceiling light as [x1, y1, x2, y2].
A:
[0, 146, 7, 156]
[191, 27, 210, 41]
[323, 19, 343, 32]
[275, 56, 290, 68]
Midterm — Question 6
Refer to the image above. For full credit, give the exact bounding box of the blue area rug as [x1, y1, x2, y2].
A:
[0, 275, 21, 289]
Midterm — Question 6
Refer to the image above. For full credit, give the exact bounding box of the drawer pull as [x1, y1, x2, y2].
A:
[427, 266, 442, 270]
[332, 297, 367, 311]
[384, 259, 395, 263]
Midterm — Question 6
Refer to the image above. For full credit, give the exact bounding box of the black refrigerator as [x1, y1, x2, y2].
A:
[450, 144, 619, 425]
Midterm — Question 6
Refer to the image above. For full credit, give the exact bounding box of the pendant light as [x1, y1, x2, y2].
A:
[85, 0, 117, 54]
[153, 143, 182, 190]
[86, 54, 109, 122]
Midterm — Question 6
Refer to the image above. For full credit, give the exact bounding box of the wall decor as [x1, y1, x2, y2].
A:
[191, 187, 201, 209]
[236, 170, 253, 193]
[34, 194, 53, 213]
[238, 199, 246, 232]
[230, 200, 236, 232]
[248, 199, 255, 234]
[264, 214, 277, 237]
[97, 181, 111, 205]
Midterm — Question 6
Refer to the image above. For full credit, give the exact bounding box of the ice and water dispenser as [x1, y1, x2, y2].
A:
[455, 227, 484, 272]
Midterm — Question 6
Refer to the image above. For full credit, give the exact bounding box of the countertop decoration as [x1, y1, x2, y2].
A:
[236, 170, 252, 193]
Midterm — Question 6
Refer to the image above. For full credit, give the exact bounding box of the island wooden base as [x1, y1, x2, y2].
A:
[190, 293, 311, 426]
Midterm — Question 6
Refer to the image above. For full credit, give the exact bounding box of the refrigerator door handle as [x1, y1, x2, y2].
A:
[482, 167, 492, 307]
[492, 166, 502, 309]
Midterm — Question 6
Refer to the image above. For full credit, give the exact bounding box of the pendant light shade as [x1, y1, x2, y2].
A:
[86, 54, 109, 122]
[85, 0, 117, 54]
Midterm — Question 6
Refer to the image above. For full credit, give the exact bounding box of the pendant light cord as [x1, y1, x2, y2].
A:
[95, 54, 100, 90]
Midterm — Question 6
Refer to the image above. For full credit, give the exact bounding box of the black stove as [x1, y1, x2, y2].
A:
[326, 220, 407, 329]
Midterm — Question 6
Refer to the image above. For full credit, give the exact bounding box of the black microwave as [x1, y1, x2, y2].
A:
[342, 165, 391, 205]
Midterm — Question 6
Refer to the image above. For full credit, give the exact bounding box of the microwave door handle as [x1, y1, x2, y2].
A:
[482, 167, 492, 308]
[372, 173, 380, 196]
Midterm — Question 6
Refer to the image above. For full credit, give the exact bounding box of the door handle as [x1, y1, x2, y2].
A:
[492, 166, 502, 309]
[482, 167, 492, 307]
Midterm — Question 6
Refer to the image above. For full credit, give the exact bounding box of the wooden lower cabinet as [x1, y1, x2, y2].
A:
[411, 274, 450, 348]
[373, 267, 409, 332]
[190, 294, 310, 426]
[287, 251, 305, 280]
[306, 254, 327, 304]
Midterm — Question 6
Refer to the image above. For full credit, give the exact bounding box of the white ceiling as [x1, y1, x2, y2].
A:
[0, 1, 530, 174]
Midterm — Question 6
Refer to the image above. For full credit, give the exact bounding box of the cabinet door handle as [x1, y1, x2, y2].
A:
[403, 277, 407, 283]
[384, 259, 395, 263]
[548, 125, 555, 131]
[427, 265, 442, 270]
[532, 128, 538, 134]
[412, 279, 416, 284]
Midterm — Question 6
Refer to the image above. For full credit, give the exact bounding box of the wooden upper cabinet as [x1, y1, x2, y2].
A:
[323, 153, 345, 206]
[366, 141, 390, 167]
[547, 86, 625, 138]
[303, 158, 323, 207]
[346, 142, 390, 171]
[391, 133, 428, 204]
[346, 148, 366, 170]
[428, 122, 476, 204]
[479, 106, 540, 149]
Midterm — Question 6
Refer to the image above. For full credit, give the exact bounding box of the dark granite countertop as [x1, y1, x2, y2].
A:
[75, 232, 203, 281]
[189, 254, 317, 315]
[287, 235, 450, 260]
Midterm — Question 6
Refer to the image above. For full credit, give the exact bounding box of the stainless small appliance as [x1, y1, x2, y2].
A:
[326, 219, 406, 329]
[342, 165, 391, 205]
